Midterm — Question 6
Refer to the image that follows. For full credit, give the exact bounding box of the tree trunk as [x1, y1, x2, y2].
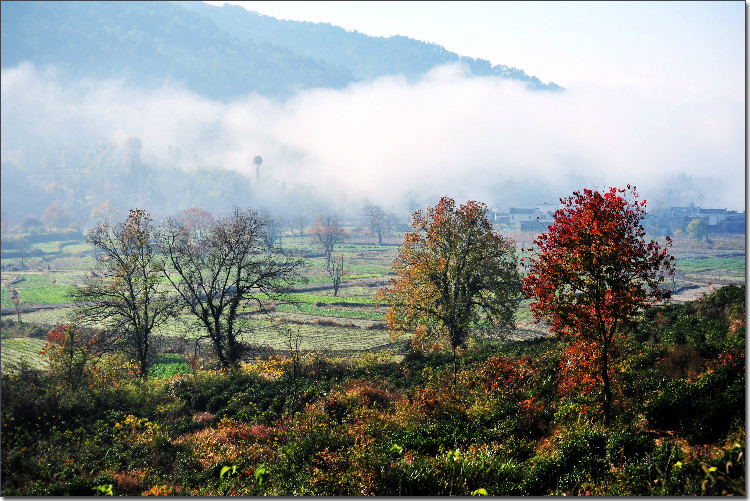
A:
[601, 342, 611, 423]
[452, 345, 458, 387]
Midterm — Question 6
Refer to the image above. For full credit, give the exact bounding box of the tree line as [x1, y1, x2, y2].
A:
[71, 186, 674, 423]
[71, 207, 305, 376]
[378, 186, 673, 423]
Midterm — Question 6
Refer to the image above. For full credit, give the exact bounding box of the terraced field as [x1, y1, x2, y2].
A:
[1, 230, 743, 371]
[1, 337, 48, 371]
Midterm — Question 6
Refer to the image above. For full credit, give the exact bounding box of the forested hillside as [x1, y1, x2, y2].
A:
[1, 1, 561, 101]
[176, 1, 563, 90]
[0, 1, 353, 99]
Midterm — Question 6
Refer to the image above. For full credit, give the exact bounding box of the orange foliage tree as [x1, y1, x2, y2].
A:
[42, 202, 71, 231]
[378, 197, 522, 375]
[39, 323, 99, 390]
[523, 186, 674, 421]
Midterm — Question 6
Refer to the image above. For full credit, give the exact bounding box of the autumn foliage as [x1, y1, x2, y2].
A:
[378, 197, 522, 355]
[39, 323, 98, 390]
[523, 186, 674, 420]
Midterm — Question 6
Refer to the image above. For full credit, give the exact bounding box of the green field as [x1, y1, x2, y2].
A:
[1, 231, 744, 370]
[1, 272, 75, 308]
[275, 302, 386, 321]
[676, 256, 745, 272]
[0, 337, 48, 371]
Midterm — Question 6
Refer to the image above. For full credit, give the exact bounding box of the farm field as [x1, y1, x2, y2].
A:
[1, 230, 744, 371]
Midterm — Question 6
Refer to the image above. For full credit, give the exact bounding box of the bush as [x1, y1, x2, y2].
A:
[634, 285, 746, 355]
[606, 430, 654, 466]
[644, 353, 744, 442]
[522, 455, 561, 495]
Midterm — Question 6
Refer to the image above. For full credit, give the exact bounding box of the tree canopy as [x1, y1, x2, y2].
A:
[523, 186, 674, 421]
[378, 197, 522, 359]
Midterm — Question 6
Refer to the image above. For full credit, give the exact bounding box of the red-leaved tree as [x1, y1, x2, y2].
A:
[523, 186, 674, 422]
[39, 323, 99, 390]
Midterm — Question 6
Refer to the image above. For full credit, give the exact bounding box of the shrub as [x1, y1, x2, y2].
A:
[635, 285, 746, 355]
[522, 455, 561, 495]
[40, 323, 99, 391]
[644, 352, 744, 441]
[606, 430, 654, 466]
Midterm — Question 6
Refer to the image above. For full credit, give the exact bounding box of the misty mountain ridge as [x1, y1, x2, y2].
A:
[0, 0, 562, 101]
[2, 2, 741, 228]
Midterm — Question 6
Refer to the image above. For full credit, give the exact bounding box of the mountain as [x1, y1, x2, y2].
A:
[1, 1, 562, 100]
[175, 1, 562, 90]
[0, 1, 355, 99]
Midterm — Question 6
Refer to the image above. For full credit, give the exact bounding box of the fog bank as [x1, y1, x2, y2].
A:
[1, 62, 744, 212]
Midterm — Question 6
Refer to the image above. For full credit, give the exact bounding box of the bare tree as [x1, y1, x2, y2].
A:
[261, 212, 283, 251]
[383, 209, 397, 239]
[293, 214, 309, 242]
[71, 209, 178, 378]
[328, 254, 347, 296]
[9, 289, 22, 323]
[160, 207, 304, 369]
[403, 189, 424, 216]
[310, 214, 347, 268]
[362, 202, 386, 245]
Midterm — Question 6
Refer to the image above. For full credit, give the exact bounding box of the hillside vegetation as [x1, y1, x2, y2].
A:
[1, 285, 744, 495]
[1, 1, 561, 101]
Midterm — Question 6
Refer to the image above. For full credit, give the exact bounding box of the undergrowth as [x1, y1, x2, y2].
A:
[1, 286, 744, 495]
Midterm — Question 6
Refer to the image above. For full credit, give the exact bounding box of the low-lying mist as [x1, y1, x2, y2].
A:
[1, 62, 744, 220]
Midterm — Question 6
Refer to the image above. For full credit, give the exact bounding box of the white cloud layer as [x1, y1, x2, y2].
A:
[1, 62, 745, 211]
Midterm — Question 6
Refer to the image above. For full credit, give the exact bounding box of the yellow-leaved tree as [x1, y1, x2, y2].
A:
[377, 196, 522, 379]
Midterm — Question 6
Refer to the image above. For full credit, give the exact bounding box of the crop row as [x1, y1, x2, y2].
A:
[274, 302, 385, 321]
[0, 338, 48, 370]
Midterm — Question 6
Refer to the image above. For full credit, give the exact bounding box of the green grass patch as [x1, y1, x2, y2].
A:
[276, 293, 375, 305]
[16, 286, 73, 305]
[676, 256, 745, 272]
[1, 337, 48, 371]
[275, 303, 385, 321]
[31, 241, 63, 253]
[1, 285, 73, 307]
[149, 353, 190, 379]
[62, 243, 94, 254]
